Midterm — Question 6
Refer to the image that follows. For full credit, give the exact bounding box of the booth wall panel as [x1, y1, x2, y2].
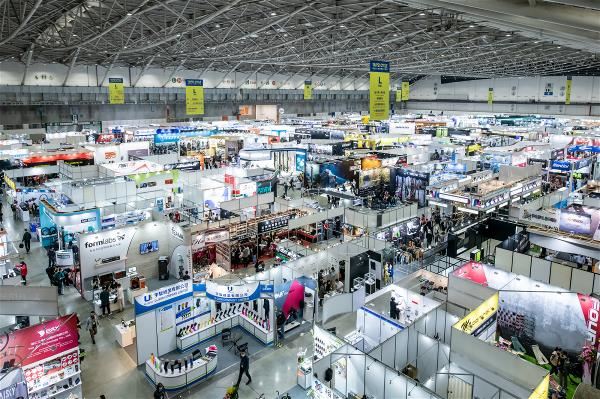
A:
[473, 376, 501, 399]
[495, 248, 513, 272]
[136, 312, 157, 365]
[416, 334, 439, 382]
[381, 339, 396, 369]
[500, 391, 518, 399]
[407, 328, 418, 365]
[594, 275, 600, 296]
[571, 268, 593, 295]
[347, 355, 365, 396]
[549, 263, 572, 290]
[365, 361, 385, 399]
[395, 330, 409, 370]
[433, 373, 449, 398]
[385, 369, 408, 399]
[530, 258, 551, 284]
[369, 346, 382, 362]
[512, 253, 531, 277]
[437, 344, 450, 376]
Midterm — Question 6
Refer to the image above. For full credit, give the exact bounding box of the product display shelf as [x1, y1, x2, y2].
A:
[32, 381, 82, 399]
[28, 370, 80, 394]
[176, 310, 273, 350]
[145, 356, 217, 391]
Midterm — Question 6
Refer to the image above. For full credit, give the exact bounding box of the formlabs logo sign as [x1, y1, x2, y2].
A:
[84, 232, 126, 248]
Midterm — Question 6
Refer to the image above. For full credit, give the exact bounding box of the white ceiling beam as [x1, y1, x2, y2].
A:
[132, 55, 156, 87]
[62, 48, 80, 86]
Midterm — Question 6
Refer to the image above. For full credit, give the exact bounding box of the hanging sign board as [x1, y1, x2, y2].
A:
[454, 293, 499, 336]
[401, 81, 410, 101]
[303, 80, 313, 100]
[185, 79, 204, 115]
[395, 87, 402, 103]
[565, 76, 572, 105]
[108, 78, 124, 104]
[487, 88, 494, 105]
[369, 60, 390, 120]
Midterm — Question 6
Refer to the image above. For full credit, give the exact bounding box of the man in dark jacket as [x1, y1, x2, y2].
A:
[235, 350, 252, 386]
[22, 229, 32, 253]
[100, 286, 111, 316]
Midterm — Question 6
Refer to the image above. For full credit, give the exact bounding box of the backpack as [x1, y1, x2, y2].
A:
[550, 352, 559, 366]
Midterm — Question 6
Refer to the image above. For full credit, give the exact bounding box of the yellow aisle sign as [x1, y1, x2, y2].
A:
[186, 79, 204, 115]
[304, 80, 313, 100]
[369, 60, 390, 121]
[395, 88, 402, 103]
[565, 76, 572, 105]
[401, 81, 410, 101]
[108, 78, 124, 104]
[487, 88, 494, 105]
[528, 375, 549, 399]
[454, 293, 498, 336]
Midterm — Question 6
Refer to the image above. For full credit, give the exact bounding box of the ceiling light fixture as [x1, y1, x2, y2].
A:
[215, 24, 220, 28]
[469, 25, 475, 28]
[127, 12, 133, 16]
[505, 33, 511, 37]
[270, 12, 276, 16]
[419, 12, 426, 16]
[339, 24, 345, 28]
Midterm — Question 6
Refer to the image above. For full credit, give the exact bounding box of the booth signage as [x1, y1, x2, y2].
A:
[528, 375, 549, 399]
[303, 80, 312, 100]
[55, 250, 74, 267]
[205, 281, 260, 303]
[170, 225, 185, 242]
[369, 60, 390, 121]
[163, 160, 201, 171]
[578, 293, 600, 348]
[550, 160, 571, 171]
[185, 79, 204, 115]
[108, 78, 125, 104]
[454, 293, 499, 336]
[438, 193, 469, 204]
[395, 87, 402, 103]
[135, 281, 193, 314]
[258, 215, 290, 234]
[79, 226, 136, 267]
[551, 148, 565, 160]
[0, 315, 79, 367]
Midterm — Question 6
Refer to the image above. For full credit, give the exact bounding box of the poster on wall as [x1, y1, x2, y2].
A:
[0, 315, 79, 367]
[498, 290, 600, 357]
[369, 60, 390, 121]
[159, 305, 175, 332]
[558, 205, 600, 239]
[295, 151, 306, 172]
[396, 169, 429, 207]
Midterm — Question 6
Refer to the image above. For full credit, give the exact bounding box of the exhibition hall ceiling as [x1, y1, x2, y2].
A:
[0, 0, 599, 79]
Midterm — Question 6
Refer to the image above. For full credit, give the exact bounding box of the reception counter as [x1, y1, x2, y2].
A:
[145, 355, 217, 391]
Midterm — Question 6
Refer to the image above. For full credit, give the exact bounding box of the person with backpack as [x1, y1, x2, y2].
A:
[549, 347, 560, 375]
[85, 311, 98, 344]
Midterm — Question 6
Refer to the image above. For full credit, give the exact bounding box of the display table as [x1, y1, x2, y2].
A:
[127, 285, 148, 304]
[176, 312, 274, 351]
[18, 207, 30, 222]
[114, 320, 136, 347]
[145, 355, 217, 391]
[297, 359, 312, 389]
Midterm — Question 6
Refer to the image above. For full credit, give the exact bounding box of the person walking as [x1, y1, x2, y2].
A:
[558, 349, 568, 389]
[153, 383, 166, 399]
[85, 311, 98, 345]
[22, 229, 32, 254]
[47, 247, 56, 268]
[53, 268, 65, 295]
[16, 261, 27, 285]
[235, 350, 252, 386]
[100, 286, 111, 316]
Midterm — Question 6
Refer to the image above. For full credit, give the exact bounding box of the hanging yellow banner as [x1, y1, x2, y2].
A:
[454, 293, 498, 336]
[401, 81, 410, 101]
[108, 78, 124, 104]
[565, 76, 572, 105]
[395, 88, 402, 103]
[303, 80, 313, 100]
[369, 61, 390, 121]
[186, 79, 204, 115]
[487, 88, 494, 105]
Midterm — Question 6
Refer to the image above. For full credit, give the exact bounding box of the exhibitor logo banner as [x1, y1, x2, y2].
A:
[578, 293, 600, 350]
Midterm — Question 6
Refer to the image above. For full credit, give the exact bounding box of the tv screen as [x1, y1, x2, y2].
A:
[140, 240, 159, 254]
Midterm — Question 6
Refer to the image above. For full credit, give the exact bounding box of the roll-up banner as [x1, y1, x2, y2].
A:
[369, 60, 390, 121]
[303, 80, 313, 100]
[185, 79, 204, 115]
[487, 87, 494, 105]
[401, 81, 410, 101]
[565, 76, 572, 105]
[108, 78, 124, 104]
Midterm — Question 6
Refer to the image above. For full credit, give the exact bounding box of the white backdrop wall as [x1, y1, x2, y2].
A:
[410, 75, 600, 104]
[0, 62, 369, 90]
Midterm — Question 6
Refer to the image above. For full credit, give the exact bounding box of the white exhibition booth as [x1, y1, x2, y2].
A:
[134, 279, 275, 389]
[77, 220, 191, 300]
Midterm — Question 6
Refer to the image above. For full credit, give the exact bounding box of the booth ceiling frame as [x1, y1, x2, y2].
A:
[0, 0, 599, 79]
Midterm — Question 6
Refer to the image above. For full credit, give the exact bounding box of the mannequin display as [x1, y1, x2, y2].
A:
[263, 299, 270, 316]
